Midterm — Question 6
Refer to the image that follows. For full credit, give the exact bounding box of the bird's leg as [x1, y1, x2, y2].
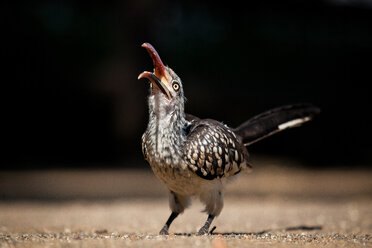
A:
[159, 212, 179, 235]
[197, 214, 215, 235]
[159, 191, 190, 235]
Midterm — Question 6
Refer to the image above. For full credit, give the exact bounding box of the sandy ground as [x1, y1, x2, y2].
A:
[1, 158, 372, 247]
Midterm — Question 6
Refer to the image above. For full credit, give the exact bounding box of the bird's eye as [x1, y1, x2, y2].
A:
[172, 81, 180, 91]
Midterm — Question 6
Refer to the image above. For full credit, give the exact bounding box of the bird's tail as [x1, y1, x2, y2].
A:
[233, 103, 320, 146]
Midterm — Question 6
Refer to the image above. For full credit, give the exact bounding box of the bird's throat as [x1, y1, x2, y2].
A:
[147, 94, 186, 164]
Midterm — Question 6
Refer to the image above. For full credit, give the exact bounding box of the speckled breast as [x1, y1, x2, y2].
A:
[149, 161, 202, 196]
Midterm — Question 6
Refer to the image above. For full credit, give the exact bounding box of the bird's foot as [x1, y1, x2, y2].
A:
[209, 226, 217, 234]
[197, 214, 215, 235]
[159, 227, 169, 235]
[197, 227, 209, 236]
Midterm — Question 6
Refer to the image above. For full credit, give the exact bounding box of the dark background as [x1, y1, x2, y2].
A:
[2, 0, 372, 170]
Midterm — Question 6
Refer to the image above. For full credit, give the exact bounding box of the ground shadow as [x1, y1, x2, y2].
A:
[174, 225, 322, 236]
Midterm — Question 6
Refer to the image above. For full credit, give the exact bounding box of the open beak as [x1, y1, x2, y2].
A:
[138, 43, 172, 100]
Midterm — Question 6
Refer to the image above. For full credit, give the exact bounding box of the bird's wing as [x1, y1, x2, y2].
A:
[183, 119, 251, 180]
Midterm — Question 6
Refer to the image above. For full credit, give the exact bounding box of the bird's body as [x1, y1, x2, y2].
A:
[138, 43, 319, 235]
[142, 111, 251, 215]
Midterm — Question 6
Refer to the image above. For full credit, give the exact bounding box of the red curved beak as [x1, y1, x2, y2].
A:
[138, 43, 172, 100]
[140, 43, 167, 79]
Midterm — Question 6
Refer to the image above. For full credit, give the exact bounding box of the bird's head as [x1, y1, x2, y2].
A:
[138, 43, 185, 120]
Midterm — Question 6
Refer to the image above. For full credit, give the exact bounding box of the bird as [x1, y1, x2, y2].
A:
[138, 42, 320, 235]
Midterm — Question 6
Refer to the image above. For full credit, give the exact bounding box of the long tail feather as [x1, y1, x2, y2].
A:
[233, 103, 320, 146]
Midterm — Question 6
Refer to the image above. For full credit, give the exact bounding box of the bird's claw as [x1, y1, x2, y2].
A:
[159, 227, 169, 235]
[197, 227, 209, 236]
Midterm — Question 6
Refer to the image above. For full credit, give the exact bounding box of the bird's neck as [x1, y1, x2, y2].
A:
[145, 94, 187, 165]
